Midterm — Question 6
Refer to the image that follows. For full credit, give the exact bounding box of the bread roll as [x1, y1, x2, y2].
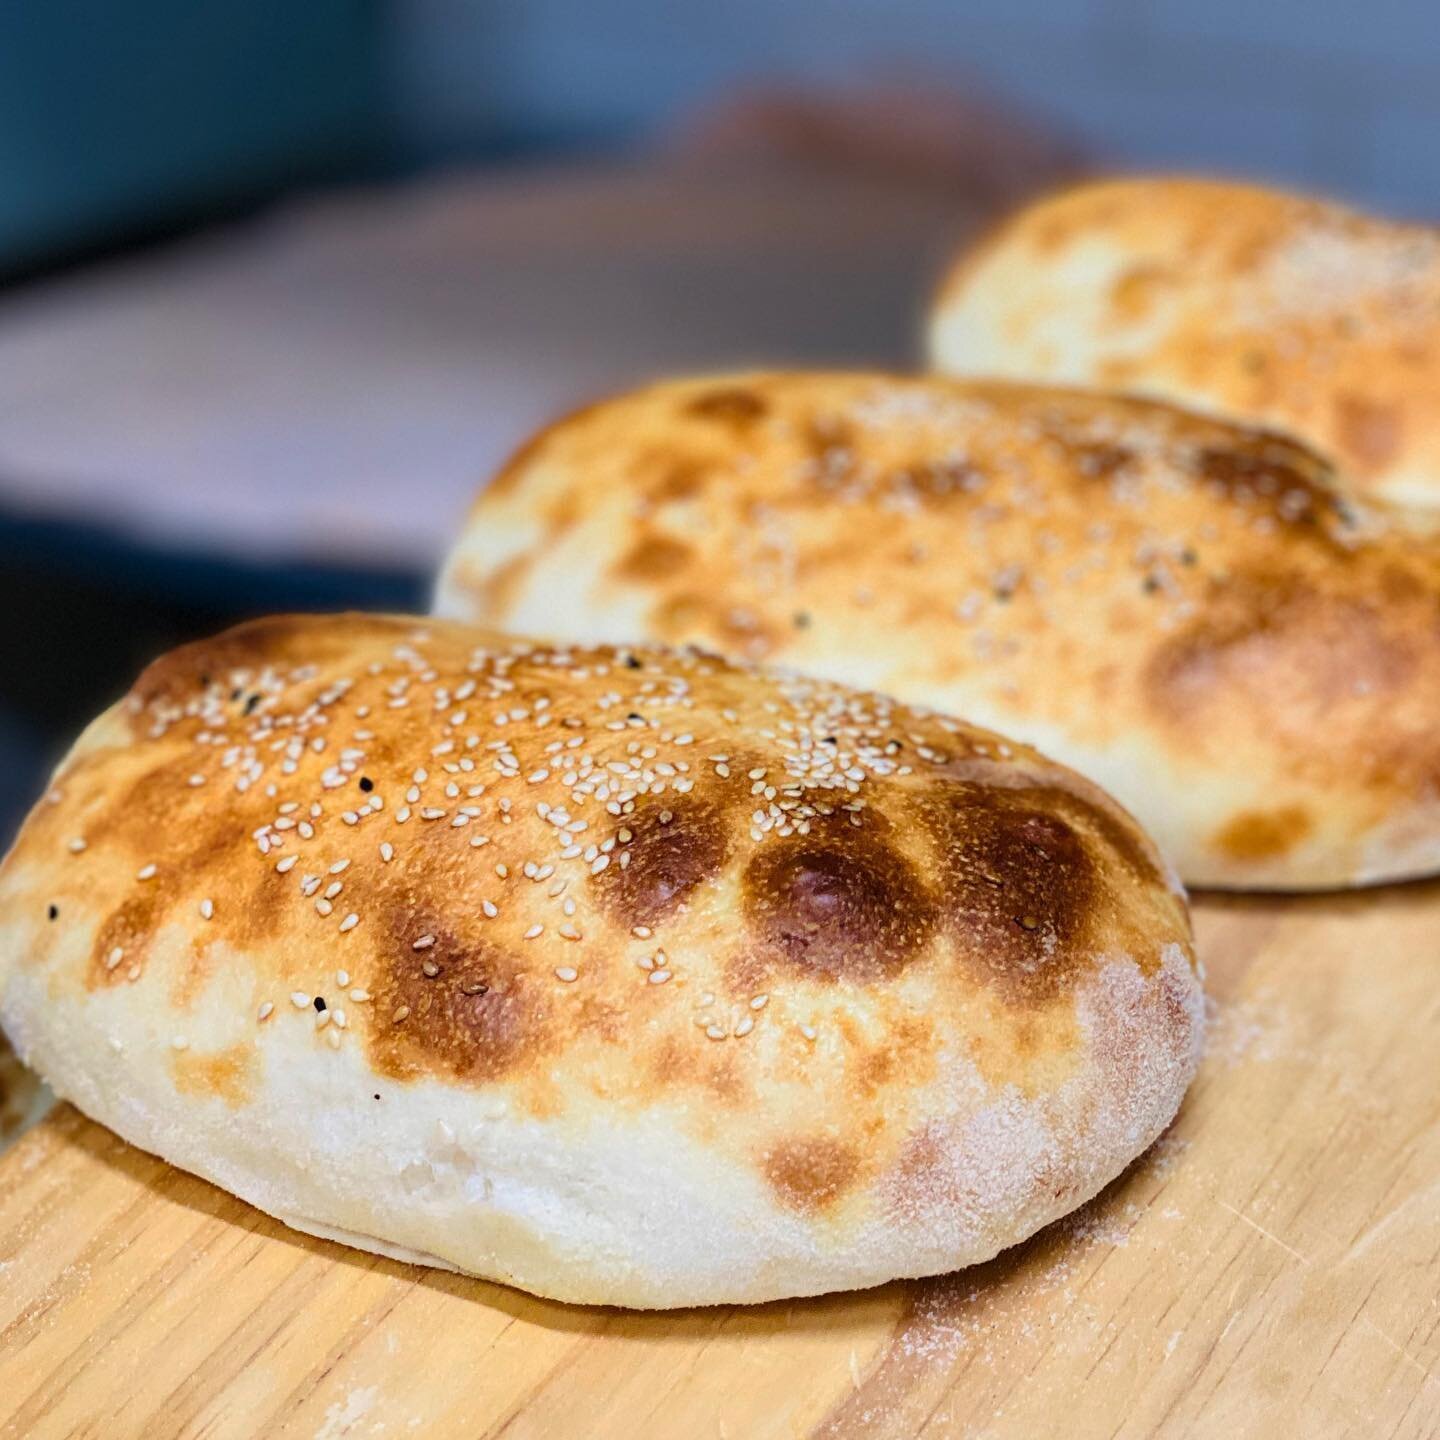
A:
[0, 613, 1198, 1307]
[929, 176, 1440, 514]
[435, 372, 1440, 889]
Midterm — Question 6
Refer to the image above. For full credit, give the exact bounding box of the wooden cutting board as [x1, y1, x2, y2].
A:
[2, 887, 1438, 1439]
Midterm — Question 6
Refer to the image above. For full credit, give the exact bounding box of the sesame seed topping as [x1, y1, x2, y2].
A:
[67, 837, 87, 853]
[421, 960, 441, 977]
[734, 1016, 755, 1037]
[199, 898, 214, 920]
[338, 913, 359, 933]
[349, 988, 370, 1003]
[291, 992, 311, 1008]
[136, 863, 157, 881]
[257, 1002, 274, 1021]
[393, 1005, 411, 1022]
[554, 966, 578, 982]
[275, 855, 298, 873]
[412, 934, 436, 949]
[524, 924, 544, 940]
[105, 946, 125, 970]
[379, 842, 394, 862]
[172, 1036, 190, 1051]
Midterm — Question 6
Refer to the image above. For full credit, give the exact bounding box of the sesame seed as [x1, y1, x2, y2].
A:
[392, 1005, 411, 1023]
[315, 898, 334, 917]
[339, 913, 359, 933]
[349, 988, 371, 1003]
[413, 934, 436, 949]
[734, 1016, 755, 1037]
[524, 924, 543, 940]
[482, 900, 498, 918]
[379, 842, 394, 862]
[276, 855, 298, 873]
[324, 881, 343, 900]
[136, 863, 157, 881]
[67, 837, 87, 853]
[316, 1010, 330, 1029]
[329, 859, 350, 874]
[336, 969, 350, 986]
[257, 1002, 274, 1021]
[800, 1024, 817, 1041]
[632, 925, 652, 939]
[105, 946, 124, 970]
[421, 960, 441, 977]
[554, 966, 578, 982]
[172, 1037, 190, 1051]
[326, 1027, 342, 1050]
[199, 898, 214, 920]
[750, 994, 769, 1010]
[705, 1024, 726, 1041]
[333, 1009, 348, 1029]
[648, 969, 671, 984]
[590, 853, 610, 874]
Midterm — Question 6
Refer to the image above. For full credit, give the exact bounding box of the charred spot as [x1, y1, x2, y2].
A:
[89, 893, 160, 989]
[761, 1135, 859, 1212]
[1214, 805, 1313, 861]
[741, 812, 935, 984]
[685, 387, 769, 426]
[615, 535, 695, 582]
[1108, 263, 1168, 322]
[358, 776, 374, 793]
[804, 413, 855, 471]
[47, 904, 58, 921]
[1193, 442, 1351, 544]
[921, 785, 1103, 1002]
[131, 616, 318, 709]
[793, 611, 812, 629]
[1072, 442, 1134, 479]
[366, 921, 547, 1086]
[591, 800, 730, 927]
[171, 1044, 254, 1108]
[1145, 570, 1418, 733]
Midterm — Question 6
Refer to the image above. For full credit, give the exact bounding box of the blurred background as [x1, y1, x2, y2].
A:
[1, 0, 1435, 851]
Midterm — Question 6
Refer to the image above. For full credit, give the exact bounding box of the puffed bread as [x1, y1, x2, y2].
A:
[930, 175, 1440, 515]
[0, 613, 1199, 1307]
[435, 372, 1440, 889]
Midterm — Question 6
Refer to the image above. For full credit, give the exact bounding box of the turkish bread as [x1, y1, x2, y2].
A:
[0, 614, 1198, 1308]
[929, 176, 1440, 515]
[434, 373, 1440, 889]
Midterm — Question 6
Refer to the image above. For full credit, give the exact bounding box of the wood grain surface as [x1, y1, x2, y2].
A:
[1, 888, 1438, 1439]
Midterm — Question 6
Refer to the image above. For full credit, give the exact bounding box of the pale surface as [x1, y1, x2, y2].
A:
[1, 889, 1437, 1439]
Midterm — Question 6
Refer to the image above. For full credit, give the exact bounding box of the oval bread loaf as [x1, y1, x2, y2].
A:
[0, 614, 1198, 1307]
[435, 372, 1440, 889]
[929, 175, 1440, 515]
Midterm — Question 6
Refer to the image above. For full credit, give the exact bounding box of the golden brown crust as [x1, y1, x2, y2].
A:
[931, 175, 1440, 513]
[435, 373, 1440, 888]
[0, 614, 1192, 1236]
